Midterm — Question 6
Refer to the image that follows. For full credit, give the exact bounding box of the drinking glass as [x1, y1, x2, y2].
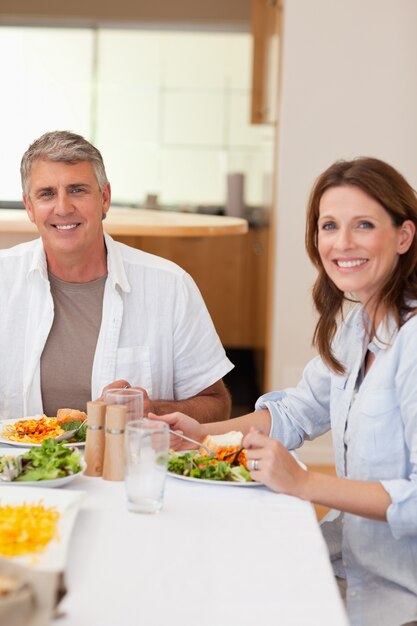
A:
[124, 419, 169, 514]
[103, 388, 144, 423]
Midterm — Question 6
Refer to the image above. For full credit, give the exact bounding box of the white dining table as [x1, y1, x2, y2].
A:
[54, 472, 348, 626]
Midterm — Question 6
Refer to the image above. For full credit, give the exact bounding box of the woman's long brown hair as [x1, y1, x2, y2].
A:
[305, 157, 417, 373]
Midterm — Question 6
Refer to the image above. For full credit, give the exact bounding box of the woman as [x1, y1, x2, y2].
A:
[153, 157, 417, 626]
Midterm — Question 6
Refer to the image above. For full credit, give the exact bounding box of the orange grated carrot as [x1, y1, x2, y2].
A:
[0, 501, 60, 557]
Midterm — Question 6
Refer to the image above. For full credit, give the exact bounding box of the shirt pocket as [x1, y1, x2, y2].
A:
[115, 346, 152, 397]
[356, 388, 403, 462]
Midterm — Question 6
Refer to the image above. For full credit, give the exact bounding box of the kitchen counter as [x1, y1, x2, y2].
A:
[0, 207, 247, 238]
[0, 206, 259, 359]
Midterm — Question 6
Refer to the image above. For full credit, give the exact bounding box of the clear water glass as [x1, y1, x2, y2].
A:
[124, 419, 169, 514]
[103, 388, 144, 423]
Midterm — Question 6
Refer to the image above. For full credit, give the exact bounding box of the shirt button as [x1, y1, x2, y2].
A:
[342, 561, 347, 566]
[349, 591, 357, 597]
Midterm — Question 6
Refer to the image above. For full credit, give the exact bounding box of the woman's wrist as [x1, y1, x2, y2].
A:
[200, 422, 216, 439]
[294, 469, 320, 502]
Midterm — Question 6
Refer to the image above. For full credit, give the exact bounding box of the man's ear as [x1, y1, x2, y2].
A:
[101, 183, 111, 220]
[23, 195, 35, 224]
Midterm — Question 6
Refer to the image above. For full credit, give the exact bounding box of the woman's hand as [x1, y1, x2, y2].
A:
[148, 411, 203, 451]
[244, 427, 309, 498]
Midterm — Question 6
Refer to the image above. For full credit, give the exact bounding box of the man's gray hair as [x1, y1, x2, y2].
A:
[20, 130, 109, 196]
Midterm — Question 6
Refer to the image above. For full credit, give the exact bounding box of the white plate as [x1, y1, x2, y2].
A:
[0, 447, 85, 488]
[168, 450, 306, 486]
[0, 486, 84, 571]
[0, 416, 85, 448]
[168, 449, 261, 487]
[167, 471, 262, 487]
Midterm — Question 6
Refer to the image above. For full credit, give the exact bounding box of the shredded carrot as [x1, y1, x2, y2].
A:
[217, 447, 248, 468]
[199, 446, 248, 469]
[215, 446, 241, 462]
[237, 449, 247, 468]
[0, 501, 60, 557]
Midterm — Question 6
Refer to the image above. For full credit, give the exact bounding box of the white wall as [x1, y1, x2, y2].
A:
[1, 28, 272, 206]
[269, 0, 417, 464]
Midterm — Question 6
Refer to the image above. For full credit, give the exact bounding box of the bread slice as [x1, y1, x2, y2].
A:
[56, 408, 87, 424]
[199, 431, 243, 455]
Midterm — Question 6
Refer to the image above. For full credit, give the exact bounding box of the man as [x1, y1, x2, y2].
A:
[0, 131, 232, 421]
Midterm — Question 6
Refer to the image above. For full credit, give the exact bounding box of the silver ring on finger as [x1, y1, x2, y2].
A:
[249, 459, 260, 471]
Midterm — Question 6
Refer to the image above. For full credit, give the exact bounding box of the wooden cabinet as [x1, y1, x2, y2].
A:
[114, 228, 269, 350]
[251, 0, 282, 124]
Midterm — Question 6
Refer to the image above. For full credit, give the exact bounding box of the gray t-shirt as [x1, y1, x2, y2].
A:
[40, 273, 106, 416]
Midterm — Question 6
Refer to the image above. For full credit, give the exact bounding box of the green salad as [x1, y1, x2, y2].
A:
[168, 451, 252, 483]
[60, 420, 87, 442]
[0, 439, 83, 482]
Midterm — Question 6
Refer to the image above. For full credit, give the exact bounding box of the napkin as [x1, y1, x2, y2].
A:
[0, 557, 66, 626]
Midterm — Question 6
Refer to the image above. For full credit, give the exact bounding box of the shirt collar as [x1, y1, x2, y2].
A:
[351, 305, 398, 352]
[372, 313, 398, 351]
[26, 233, 131, 294]
[27, 238, 48, 281]
[104, 232, 131, 293]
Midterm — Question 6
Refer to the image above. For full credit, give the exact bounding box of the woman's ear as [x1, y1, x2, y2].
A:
[398, 220, 416, 254]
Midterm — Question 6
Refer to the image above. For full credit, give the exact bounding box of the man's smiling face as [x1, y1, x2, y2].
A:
[23, 159, 111, 264]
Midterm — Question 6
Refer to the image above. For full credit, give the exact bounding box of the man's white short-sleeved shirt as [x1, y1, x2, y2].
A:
[0, 233, 233, 418]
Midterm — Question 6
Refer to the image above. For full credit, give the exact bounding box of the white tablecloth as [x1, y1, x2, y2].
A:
[56, 473, 348, 626]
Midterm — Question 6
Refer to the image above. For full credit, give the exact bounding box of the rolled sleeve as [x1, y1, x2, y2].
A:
[254, 356, 332, 450]
[256, 391, 304, 449]
[381, 478, 417, 539]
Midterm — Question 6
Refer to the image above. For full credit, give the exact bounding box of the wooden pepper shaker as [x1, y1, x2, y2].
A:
[102, 404, 127, 481]
[84, 400, 106, 477]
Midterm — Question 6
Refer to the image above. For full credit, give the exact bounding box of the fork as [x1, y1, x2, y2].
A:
[168, 429, 214, 456]
[222, 446, 245, 464]
[55, 419, 87, 443]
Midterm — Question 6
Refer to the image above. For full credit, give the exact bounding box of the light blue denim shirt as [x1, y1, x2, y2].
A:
[256, 305, 417, 626]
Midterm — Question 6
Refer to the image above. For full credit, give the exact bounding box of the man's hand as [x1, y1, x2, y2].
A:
[99, 379, 131, 399]
[99, 380, 152, 414]
[99, 379, 231, 423]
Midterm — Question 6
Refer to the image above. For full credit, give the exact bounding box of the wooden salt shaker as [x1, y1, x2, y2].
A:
[84, 400, 106, 477]
[102, 404, 127, 481]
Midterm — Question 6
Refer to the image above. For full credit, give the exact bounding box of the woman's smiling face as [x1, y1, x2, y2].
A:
[317, 185, 415, 315]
